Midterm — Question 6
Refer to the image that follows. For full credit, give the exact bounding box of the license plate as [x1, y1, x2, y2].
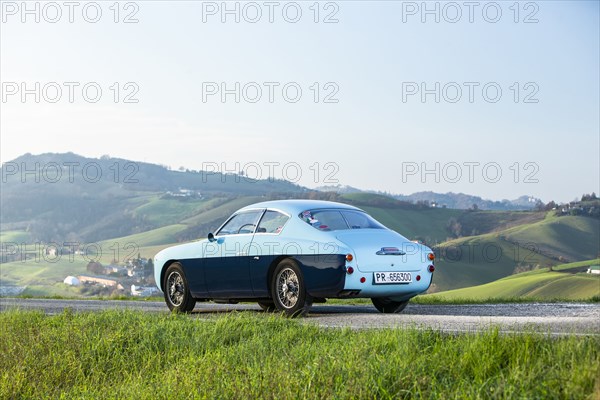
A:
[373, 271, 412, 284]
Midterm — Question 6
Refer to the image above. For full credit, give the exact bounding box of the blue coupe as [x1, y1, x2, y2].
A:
[154, 199, 435, 316]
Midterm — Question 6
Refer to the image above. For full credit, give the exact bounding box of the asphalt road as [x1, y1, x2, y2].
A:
[1, 298, 599, 336]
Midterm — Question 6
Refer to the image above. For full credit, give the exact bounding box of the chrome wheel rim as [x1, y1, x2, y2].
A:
[167, 271, 185, 307]
[276, 267, 299, 309]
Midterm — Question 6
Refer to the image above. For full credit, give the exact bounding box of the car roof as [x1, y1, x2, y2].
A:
[237, 199, 363, 214]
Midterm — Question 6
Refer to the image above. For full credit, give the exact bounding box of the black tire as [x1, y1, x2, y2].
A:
[271, 259, 312, 317]
[163, 263, 196, 313]
[258, 301, 276, 312]
[371, 297, 409, 314]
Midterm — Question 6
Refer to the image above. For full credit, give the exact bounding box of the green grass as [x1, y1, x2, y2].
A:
[434, 235, 557, 291]
[0, 243, 169, 298]
[359, 206, 463, 244]
[132, 196, 210, 227]
[501, 214, 600, 261]
[1, 311, 598, 399]
[100, 224, 188, 247]
[433, 215, 600, 291]
[0, 230, 31, 243]
[181, 196, 263, 226]
[0, 257, 88, 287]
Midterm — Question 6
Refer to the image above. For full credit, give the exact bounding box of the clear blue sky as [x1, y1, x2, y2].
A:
[1, 1, 598, 203]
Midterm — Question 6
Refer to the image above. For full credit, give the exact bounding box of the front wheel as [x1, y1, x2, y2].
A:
[271, 259, 312, 317]
[371, 297, 409, 314]
[163, 263, 196, 313]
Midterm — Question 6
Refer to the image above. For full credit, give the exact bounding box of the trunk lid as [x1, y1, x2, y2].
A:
[335, 229, 429, 272]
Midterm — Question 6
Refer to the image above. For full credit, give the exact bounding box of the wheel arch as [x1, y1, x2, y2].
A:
[265, 255, 297, 296]
[160, 259, 180, 292]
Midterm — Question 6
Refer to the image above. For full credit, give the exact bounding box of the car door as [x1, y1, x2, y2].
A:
[247, 209, 291, 297]
[202, 209, 264, 297]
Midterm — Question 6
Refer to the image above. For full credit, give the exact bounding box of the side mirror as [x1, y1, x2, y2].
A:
[208, 232, 216, 242]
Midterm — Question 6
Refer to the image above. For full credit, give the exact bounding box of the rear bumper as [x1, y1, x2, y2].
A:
[342, 269, 433, 297]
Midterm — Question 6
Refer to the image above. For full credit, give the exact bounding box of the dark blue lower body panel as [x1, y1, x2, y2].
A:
[179, 254, 346, 299]
[296, 254, 347, 298]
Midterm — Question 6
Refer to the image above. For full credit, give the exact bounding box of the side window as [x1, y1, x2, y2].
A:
[257, 210, 289, 234]
[217, 211, 263, 236]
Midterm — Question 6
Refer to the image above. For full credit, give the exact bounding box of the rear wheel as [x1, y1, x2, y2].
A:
[258, 301, 276, 312]
[271, 259, 312, 317]
[163, 263, 196, 313]
[371, 297, 409, 314]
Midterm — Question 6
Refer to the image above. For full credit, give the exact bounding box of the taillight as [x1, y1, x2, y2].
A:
[428, 265, 435, 273]
[427, 252, 435, 262]
[346, 254, 353, 262]
[346, 266, 354, 274]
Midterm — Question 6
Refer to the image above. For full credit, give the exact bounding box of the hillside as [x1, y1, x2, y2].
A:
[0, 153, 304, 242]
[316, 186, 541, 210]
[102, 196, 265, 246]
[426, 259, 600, 301]
[432, 215, 600, 291]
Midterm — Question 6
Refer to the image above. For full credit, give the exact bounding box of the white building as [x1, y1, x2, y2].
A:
[586, 266, 600, 275]
[63, 276, 80, 286]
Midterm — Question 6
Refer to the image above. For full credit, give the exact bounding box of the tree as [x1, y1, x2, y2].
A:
[446, 217, 462, 238]
[145, 258, 154, 273]
[86, 261, 104, 275]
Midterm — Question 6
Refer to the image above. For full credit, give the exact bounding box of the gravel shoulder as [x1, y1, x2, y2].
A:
[2, 298, 598, 335]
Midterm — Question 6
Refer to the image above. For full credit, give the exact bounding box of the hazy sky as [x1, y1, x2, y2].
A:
[1, 1, 598, 203]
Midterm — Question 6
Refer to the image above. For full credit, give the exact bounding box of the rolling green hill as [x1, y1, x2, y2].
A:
[360, 206, 462, 244]
[500, 213, 599, 261]
[433, 215, 600, 291]
[101, 224, 189, 248]
[131, 196, 211, 227]
[0, 256, 89, 297]
[426, 259, 600, 301]
[0, 230, 31, 243]
[0, 153, 304, 243]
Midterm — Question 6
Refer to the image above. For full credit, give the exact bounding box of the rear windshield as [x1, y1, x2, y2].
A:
[299, 209, 386, 231]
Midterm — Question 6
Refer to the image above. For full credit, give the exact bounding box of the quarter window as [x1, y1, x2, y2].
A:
[217, 210, 263, 236]
[257, 210, 289, 234]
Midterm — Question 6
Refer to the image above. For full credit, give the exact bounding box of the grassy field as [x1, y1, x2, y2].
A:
[0, 230, 31, 243]
[132, 195, 211, 227]
[0, 257, 87, 287]
[424, 259, 600, 302]
[433, 234, 556, 291]
[96, 196, 263, 247]
[0, 256, 89, 297]
[100, 224, 188, 247]
[359, 206, 462, 244]
[501, 213, 600, 261]
[181, 196, 263, 226]
[0, 310, 598, 399]
[433, 214, 600, 291]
